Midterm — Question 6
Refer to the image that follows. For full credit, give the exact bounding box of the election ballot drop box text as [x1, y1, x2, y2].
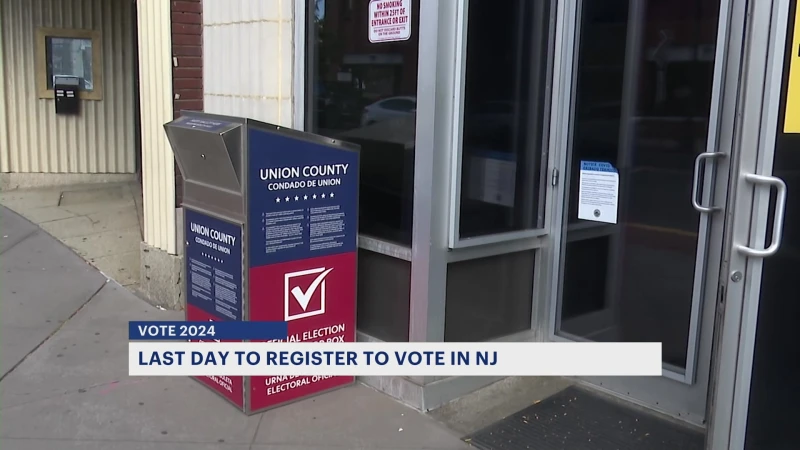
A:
[164, 112, 360, 414]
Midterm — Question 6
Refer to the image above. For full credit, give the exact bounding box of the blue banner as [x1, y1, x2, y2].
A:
[580, 160, 618, 173]
[129, 321, 288, 341]
[184, 210, 244, 321]
[247, 128, 359, 268]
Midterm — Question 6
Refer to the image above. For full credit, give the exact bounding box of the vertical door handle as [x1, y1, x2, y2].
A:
[692, 152, 726, 213]
[736, 173, 788, 258]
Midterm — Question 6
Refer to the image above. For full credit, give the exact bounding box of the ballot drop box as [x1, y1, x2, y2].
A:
[164, 112, 359, 413]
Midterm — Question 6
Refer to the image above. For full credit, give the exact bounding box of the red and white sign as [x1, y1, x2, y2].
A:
[186, 305, 245, 408]
[284, 267, 333, 321]
[368, 0, 412, 43]
[248, 252, 356, 412]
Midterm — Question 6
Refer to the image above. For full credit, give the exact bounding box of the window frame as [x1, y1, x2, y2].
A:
[35, 27, 103, 101]
[446, 0, 559, 249]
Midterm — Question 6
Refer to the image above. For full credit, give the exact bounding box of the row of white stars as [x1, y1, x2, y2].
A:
[201, 252, 224, 263]
[276, 193, 335, 203]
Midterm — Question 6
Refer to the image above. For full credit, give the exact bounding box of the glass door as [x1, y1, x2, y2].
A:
[549, 0, 742, 424]
[739, 31, 798, 447]
[707, 0, 795, 448]
[737, 5, 800, 448]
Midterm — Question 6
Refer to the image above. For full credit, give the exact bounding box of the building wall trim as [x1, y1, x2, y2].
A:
[138, 0, 176, 254]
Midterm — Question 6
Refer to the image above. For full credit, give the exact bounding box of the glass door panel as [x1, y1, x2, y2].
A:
[743, 135, 800, 449]
[556, 0, 722, 379]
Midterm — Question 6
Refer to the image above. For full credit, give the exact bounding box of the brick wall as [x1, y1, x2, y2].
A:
[171, 0, 204, 207]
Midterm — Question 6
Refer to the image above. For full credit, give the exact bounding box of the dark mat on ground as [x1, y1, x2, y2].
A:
[463, 385, 704, 450]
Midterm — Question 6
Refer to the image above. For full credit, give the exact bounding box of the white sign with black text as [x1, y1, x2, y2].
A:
[577, 161, 619, 224]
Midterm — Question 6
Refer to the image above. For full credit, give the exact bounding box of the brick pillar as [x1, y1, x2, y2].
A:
[171, 0, 204, 207]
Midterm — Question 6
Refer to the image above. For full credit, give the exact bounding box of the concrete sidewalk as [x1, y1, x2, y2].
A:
[0, 182, 143, 289]
[0, 206, 469, 450]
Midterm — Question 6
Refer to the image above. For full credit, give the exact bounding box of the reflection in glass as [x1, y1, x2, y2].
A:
[46, 36, 94, 91]
[357, 249, 410, 342]
[557, 0, 720, 370]
[445, 251, 534, 342]
[306, 0, 420, 246]
[458, 0, 553, 239]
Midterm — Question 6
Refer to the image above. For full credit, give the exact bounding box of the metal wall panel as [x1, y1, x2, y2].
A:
[202, 0, 294, 127]
[0, 4, 8, 171]
[137, 0, 176, 253]
[0, 0, 136, 174]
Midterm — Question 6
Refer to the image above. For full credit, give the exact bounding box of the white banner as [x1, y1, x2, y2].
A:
[130, 342, 662, 377]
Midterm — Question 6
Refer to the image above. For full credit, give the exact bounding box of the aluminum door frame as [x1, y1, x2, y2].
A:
[706, 0, 791, 448]
[546, 0, 749, 425]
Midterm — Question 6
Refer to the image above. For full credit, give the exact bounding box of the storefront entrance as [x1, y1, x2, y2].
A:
[547, 0, 790, 431]
[300, 0, 795, 446]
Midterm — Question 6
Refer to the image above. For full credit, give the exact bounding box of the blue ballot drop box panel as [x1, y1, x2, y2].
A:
[246, 128, 359, 267]
[184, 209, 244, 322]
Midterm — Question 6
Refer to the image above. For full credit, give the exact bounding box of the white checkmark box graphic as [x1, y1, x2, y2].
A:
[291, 268, 333, 311]
[284, 267, 333, 321]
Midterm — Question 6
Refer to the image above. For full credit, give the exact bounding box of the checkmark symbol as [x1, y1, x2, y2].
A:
[290, 268, 333, 311]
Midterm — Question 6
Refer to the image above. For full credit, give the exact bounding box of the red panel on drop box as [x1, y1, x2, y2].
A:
[248, 252, 356, 411]
[186, 304, 245, 409]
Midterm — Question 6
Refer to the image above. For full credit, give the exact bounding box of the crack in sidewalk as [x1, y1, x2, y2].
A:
[248, 413, 266, 450]
[0, 278, 109, 384]
[0, 228, 40, 256]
